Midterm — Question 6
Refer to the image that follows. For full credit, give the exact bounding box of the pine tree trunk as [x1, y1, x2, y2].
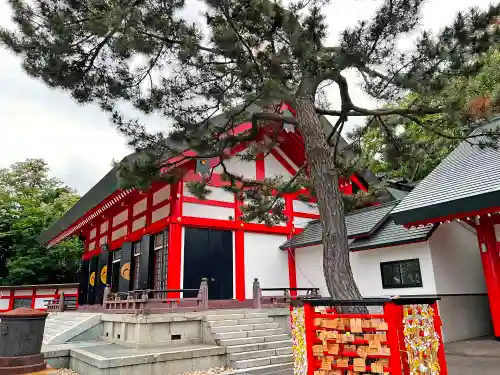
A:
[294, 97, 367, 313]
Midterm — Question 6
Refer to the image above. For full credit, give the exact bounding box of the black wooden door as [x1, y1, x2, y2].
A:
[183, 227, 233, 300]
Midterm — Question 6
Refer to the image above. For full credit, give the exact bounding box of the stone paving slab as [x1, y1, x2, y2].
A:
[70, 343, 226, 368]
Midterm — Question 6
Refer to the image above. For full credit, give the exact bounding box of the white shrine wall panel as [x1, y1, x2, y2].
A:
[244, 233, 289, 299]
[153, 185, 171, 206]
[293, 217, 316, 228]
[112, 209, 128, 227]
[35, 288, 56, 295]
[58, 287, 78, 294]
[429, 222, 486, 294]
[111, 226, 128, 241]
[183, 203, 234, 221]
[89, 228, 97, 240]
[88, 241, 95, 250]
[214, 151, 256, 179]
[100, 221, 108, 234]
[295, 241, 437, 298]
[183, 185, 235, 202]
[350, 241, 437, 297]
[132, 216, 147, 232]
[294, 245, 329, 297]
[14, 289, 33, 296]
[293, 200, 319, 215]
[133, 198, 147, 216]
[152, 204, 170, 223]
[99, 236, 107, 245]
[264, 153, 292, 179]
[0, 299, 9, 310]
[34, 297, 53, 309]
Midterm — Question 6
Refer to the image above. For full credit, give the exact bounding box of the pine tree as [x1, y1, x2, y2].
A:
[3, 0, 500, 310]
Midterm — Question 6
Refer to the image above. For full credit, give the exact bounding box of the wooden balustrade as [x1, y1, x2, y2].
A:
[252, 278, 320, 309]
[103, 278, 209, 313]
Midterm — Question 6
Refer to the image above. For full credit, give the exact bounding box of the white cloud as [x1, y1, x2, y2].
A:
[0, 0, 494, 194]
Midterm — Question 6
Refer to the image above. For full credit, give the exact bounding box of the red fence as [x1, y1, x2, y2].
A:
[290, 297, 448, 375]
[0, 283, 79, 312]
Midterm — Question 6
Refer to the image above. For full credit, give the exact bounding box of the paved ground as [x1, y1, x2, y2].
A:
[445, 337, 500, 375]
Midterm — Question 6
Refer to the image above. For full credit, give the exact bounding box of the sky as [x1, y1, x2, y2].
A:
[0, 0, 495, 195]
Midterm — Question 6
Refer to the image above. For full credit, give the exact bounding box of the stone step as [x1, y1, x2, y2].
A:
[206, 314, 247, 321]
[213, 331, 247, 340]
[208, 317, 274, 327]
[247, 329, 283, 337]
[229, 349, 276, 361]
[211, 323, 279, 334]
[231, 355, 293, 370]
[275, 347, 292, 356]
[218, 334, 290, 346]
[231, 362, 293, 375]
[225, 340, 292, 354]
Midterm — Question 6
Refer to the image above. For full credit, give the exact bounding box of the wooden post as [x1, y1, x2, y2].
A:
[431, 301, 449, 375]
[302, 301, 316, 375]
[252, 278, 262, 309]
[383, 301, 404, 375]
[199, 278, 209, 310]
[58, 293, 65, 312]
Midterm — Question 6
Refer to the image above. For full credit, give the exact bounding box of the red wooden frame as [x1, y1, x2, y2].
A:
[0, 285, 78, 312]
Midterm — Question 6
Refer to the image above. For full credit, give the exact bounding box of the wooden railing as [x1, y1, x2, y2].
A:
[252, 278, 320, 308]
[103, 278, 209, 313]
[0, 283, 79, 312]
[46, 293, 78, 312]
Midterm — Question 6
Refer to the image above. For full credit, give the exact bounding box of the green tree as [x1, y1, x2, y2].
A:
[351, 46, 500, 182]
[2, 0, 500, 309]
[0, 159, 83, 285]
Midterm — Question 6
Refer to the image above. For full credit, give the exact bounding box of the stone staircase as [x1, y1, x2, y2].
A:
[43, 312, 102, 345]
[206, 310, 293, 372]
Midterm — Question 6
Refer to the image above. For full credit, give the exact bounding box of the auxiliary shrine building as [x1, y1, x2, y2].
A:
[38, 106, 498, 344]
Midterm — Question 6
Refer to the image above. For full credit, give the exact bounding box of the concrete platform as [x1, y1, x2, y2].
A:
[445, 337, 500, 375]
[69, 343, 226, 375]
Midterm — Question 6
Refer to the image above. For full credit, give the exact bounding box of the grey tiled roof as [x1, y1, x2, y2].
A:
[281, 200, 435, 251]
[392, 117, 500, 225]
[349, 220, 435, 251]
[280, 201, 397, 249]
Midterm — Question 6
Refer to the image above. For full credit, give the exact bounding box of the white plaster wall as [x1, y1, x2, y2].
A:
[295, 242, 438, 298]
[0, 299, 9, 310]
[214, 151, 256, 179]
[244, 233, 289, 299]
[183, 203, 234, 220]
[293, 200, 319, 215]
[264, 153, 291, 178]
[429, 222, 486, 294]
[428, 222, 491, 341]
[184, 185, 235, 202]
[350, 242, 437, 297]
[294, 245, 329, 297]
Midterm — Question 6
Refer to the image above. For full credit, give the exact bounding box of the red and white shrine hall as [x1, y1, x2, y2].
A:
[37, 102, 372, 306]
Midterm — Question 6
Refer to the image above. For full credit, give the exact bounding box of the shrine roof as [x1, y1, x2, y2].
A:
[349, 219, 435, 251]
[391, 117, 500, 226]
[37, 102, 357, 247]
[280, 201, 397, 249]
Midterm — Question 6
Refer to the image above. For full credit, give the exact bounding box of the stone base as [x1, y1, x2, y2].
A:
[0, 354, 47, 375]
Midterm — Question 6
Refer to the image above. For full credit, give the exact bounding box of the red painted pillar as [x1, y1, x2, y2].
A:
[477, 220, 500, 338]
[167, 181, 183, 298]
[234, 193, 245, 301]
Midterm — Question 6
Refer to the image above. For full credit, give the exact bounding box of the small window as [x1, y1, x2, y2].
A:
[380, 259, 422, 289]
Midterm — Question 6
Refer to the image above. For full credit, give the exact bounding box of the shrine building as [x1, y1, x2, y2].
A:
[37, 105, 497, 344]
[37, 103, 371, 307]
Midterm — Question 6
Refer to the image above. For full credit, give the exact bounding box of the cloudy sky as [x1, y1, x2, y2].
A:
[0, 0, 494, 195]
